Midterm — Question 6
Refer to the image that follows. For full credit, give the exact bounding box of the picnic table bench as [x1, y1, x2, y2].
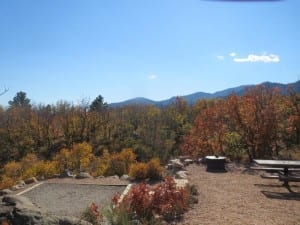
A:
[252, 159, 300, 186]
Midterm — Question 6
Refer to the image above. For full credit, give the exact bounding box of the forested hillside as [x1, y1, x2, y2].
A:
[0, 84, 299, 169]
[110, 81, 300, 107]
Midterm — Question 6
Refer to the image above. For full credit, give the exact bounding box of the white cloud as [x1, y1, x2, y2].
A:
[233, 54, 280, 63]
[229, 52, 236, 57]
[148, 74, 157, 80]
[217, 55, 225, 61]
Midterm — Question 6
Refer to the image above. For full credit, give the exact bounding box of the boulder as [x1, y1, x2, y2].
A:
[169, 159, 184, 170]
[2, 195, 35, 207]
[17, 180, 26, 186]
[60, 169, 74, 178]
[175, 170, 188, 179]
[75, 172, 93, 179]
[166, 163, 173, 170]
[0, 189, 13, 196]
[120, 174, 130, 180]
[107, 175, 119, 179]
[11, 185, 24, 191]
[0, 195, 92, 225]
[184, 159, 194, 166]
[24, 177, 38, 185]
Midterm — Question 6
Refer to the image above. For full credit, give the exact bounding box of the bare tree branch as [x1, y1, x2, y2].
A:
[0, 87, 9, 96]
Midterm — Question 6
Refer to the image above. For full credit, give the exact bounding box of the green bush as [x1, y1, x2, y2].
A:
[102, 204, 132, 225]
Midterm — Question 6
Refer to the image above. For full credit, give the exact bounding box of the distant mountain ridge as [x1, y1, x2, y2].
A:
[109, 81, 300, 108]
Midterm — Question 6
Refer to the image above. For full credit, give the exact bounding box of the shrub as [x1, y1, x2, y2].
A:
[89, 156, 104, 177]
[105, 148, 137, 177]
[123, 182, 153, 220]
[105, 154, 127, 177]
[102, 204, 132, 225]
[146, 158, 164, 180]
[186, 184, 199, 196]
[91, 149, 111, 176]
[152, 177, 189, 221]
[0, 175, 15, 190]
[3, 161, 22, 180]
[186, 184, 199, 205]
[129, 158, 164, 181]
[53, 148, 71, 173]
[20, 153, 39, 171]
[70, 142, 93, 172]
[118, 148, 137, 171]
[129, 162, 148, 180]
[224, 132, 246, 162]
[22, 160, 58, 180]
[81, 203, 103, 225]
[111, 177, 190, 223]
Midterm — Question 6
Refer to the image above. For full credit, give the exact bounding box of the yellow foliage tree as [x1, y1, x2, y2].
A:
[69, 142, 93, 173]
[0, 175, 15, 190]
[118, 148, 136, 171]
[20, 153, 38, 172]
[90, 149, 111, 176]
[129, 162, 148, 180]
[22, 160, 58, 179]
[3, 161, 22, 180]
[105, 148, 136, 176]
[54, 148, 71, 173]
[146, 158, 164, 180]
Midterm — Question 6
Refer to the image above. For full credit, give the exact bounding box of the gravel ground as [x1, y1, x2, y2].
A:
[21, 182, 126, 217]
[179, 164, 300, 225]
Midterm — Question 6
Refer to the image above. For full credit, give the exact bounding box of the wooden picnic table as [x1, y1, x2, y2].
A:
[253, 159, 300, 168]
[253, 159, 300, 186]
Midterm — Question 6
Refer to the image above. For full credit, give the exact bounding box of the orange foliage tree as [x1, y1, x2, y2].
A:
[182, 85, 284, 161]
[225, 85, 282, 160]
[181, 100, 228, 158]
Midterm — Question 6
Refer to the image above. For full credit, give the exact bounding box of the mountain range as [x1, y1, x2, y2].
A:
[110, 81, 300, 108]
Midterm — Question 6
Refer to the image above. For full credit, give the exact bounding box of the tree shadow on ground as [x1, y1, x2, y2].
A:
[255, 183, 300, 190]
[257, 182, 300, 200]
[241, 168, 259, 175]
[261, 191, 300, 201]
[254, 183, 285, 188]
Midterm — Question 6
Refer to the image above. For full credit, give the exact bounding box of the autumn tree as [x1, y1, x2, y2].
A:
[2, 92, 35, 160]
[284, 88, 300, 145]
[88, 95, 110, 153]
[226, 86, 281, 160]
[69, 142, 93, 172]
[162, 97, 191, 157]
[181, 100, 228, 158]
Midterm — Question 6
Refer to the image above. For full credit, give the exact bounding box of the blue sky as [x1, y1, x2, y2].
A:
[0, 0, 299, 106]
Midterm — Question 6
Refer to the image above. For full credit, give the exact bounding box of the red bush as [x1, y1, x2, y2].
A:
[123, 182, 153, 220]
[113, 177, 189, 222]
[152, 177, 189, 221]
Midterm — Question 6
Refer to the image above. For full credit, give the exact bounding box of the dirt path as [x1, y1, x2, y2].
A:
[179, 164, 300, 225]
